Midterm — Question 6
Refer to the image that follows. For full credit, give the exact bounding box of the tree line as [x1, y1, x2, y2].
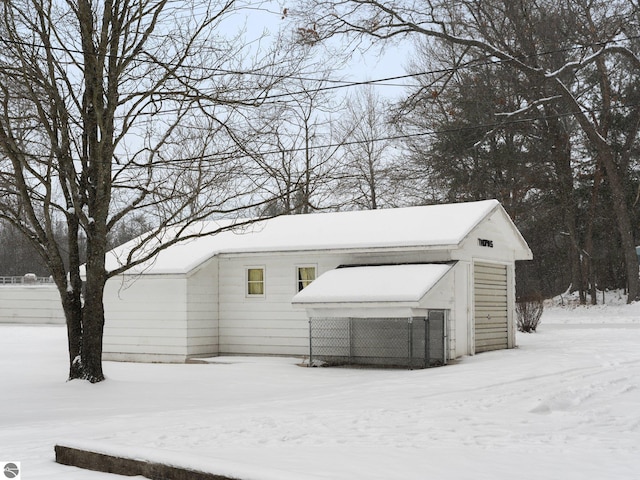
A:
[0, 0, 638, 382]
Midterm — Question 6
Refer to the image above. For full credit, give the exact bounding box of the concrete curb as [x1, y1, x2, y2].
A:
[54, 445, 240, 480]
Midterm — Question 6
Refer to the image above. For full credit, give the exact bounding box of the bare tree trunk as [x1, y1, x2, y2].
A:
[599, 150, 640, 302]
[82, 272, 106, 383]
[544, 113, 587, 303]
[584, 165, 604, 305]
[65, 216, 84, 380]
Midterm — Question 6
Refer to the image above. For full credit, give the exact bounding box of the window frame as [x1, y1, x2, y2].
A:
[246, 266, 266, 298]
[296, 264, 317, 292]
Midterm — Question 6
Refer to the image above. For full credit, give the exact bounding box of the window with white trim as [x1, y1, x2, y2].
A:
[297, 266, 316, 292]
[247, 267, 265, 296]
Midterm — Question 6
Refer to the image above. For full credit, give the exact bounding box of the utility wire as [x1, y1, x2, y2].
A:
[5, 101, 639, 173]
[114, 100, 640, 168]
[1, 18, 640, 164]
[0, 23, 639, 99]
[4, 96, 639, 167]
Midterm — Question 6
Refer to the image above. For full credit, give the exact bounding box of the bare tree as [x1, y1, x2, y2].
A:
[0, 0, 301, 382]
[248, 70, 347, 214]
[298, 0, 640, 301]
[335, 85, 397, 209]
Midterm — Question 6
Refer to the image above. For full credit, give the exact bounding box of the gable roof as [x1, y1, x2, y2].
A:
[106, 199, 530, 275]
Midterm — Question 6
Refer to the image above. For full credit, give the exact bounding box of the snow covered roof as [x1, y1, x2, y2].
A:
[291, 264, 453, 305]
[106, 199, 526, 275]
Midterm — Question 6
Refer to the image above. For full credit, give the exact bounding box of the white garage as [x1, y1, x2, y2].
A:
[102, 199, 532, 365]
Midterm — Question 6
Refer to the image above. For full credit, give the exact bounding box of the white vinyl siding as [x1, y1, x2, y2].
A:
[473, 262, 508, 353]
[186, 260, 219, 357]
[0, 285, 64, 324]
[219, 255, 344, 356]
[103, 276, 189, 362]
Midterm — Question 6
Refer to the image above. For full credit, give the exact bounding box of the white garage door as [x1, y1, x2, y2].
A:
[474, 262, 508, 353]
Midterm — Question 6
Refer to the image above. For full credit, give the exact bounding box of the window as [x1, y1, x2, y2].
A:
[247, 267, 265, 296]
[297, 266, 316, 292]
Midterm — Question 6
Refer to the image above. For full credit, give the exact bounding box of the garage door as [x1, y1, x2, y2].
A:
[474, 262, 508, 353]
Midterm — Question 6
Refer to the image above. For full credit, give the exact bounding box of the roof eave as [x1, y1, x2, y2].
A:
[292, 300, 421, 309]
[218, 243, 458, 258]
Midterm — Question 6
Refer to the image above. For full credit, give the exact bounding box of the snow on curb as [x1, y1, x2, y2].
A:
[55, 444, 237, 480]
[54, 440, 324, 480]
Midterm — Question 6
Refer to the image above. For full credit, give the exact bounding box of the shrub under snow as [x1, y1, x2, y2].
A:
[516, 296, 544, 333]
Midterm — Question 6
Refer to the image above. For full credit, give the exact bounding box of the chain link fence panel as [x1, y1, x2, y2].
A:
[309, 311, 447, 369]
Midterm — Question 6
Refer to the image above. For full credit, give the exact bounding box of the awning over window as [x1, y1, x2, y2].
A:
[292, 264, 454, 316]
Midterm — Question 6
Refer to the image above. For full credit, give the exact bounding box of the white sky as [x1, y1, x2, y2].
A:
[243, 4, 412, 99]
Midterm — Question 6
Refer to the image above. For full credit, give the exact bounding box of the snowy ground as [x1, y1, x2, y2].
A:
[2, 303, 640, 480]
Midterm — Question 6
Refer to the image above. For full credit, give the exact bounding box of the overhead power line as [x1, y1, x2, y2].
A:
[130, 101, 640, 168]
[0, 23, 639, 103]
[2, 13, 640, 165]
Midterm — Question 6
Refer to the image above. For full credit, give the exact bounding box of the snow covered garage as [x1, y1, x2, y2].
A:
[102, 199, 532, 364]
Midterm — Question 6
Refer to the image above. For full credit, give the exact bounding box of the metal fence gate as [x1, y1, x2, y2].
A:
[309, 310, 447, 369]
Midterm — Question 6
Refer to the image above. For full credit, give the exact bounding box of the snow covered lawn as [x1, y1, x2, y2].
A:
[2, 305, 640, 480]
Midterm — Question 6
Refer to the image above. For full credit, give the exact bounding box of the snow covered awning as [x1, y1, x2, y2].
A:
[292, 264, 455, 318]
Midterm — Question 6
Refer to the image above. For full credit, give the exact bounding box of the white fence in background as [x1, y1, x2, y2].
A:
[0, 280, 65, 324]
[0, 275, 54, 285]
